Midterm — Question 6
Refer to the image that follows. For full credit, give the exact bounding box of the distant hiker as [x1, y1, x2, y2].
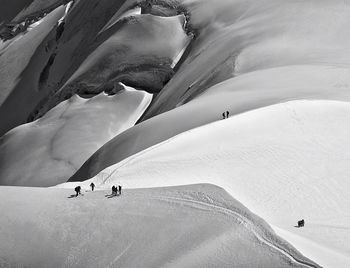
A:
[226, 111, 229, 118]
[112, 186, 116, 195]
[118, 185, 122, 195]
[222, 112, 226, 119]
[90, 182, 95, 191]
[74, 186, 81, 197]
[298, 219, 305, 228]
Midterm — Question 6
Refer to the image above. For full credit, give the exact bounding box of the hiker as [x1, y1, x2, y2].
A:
[74, 186, 81, 197]
[112, 185, 116, 195]
[90, 182, 95, 191]
[118, 185, 122, 195]
[298, 219, 305, 228]
[226, 111, 229, 118]
[222, 112, 226, 119]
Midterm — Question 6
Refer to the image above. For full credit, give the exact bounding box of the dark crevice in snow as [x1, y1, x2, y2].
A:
[39, 52, 57, 90]
[55, 21, 65, 41]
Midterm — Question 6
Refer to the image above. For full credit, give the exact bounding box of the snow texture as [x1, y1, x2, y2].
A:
[0, 184, 320, 268]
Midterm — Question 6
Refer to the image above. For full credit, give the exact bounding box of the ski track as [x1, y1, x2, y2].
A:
[106, 242, 133, 268]
[147, 194, 319, 268]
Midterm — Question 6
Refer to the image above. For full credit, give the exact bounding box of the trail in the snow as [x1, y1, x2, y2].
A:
[147, 195, 320, 268]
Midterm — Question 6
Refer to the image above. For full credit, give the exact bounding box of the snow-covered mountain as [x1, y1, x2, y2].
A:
[1, 0, 349, 267]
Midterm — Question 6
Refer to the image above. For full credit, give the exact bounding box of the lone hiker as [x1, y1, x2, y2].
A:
[222, 111, 230, 119]
[298, 219, 305, 228]
[90, 182, 95, 191]
[118, 185, 122, 195]
[74, 186, 81, 197]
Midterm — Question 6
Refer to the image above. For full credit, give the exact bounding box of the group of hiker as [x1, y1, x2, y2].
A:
[112, 185, 122, 196]
[222, 111, 230, 119]
[74, 182, 122, 197]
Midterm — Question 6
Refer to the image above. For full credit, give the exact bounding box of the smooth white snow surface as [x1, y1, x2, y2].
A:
[69, 100, 350, 267]
[144, 0, 350, 116]
[70, 65, 350, 182]
[0, 184, 319, 268]
[0, 89, 152, 187]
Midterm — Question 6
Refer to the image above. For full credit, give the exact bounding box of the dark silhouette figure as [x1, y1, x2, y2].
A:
[222, 112, 226, 119]
[118, 185, 122, 195]
[90, 183, 95, 191]
[74, 186, 81, 197]
[297, 219, 305, 228]
[112, 186, 116, 195]
[226, 111, 229, 118]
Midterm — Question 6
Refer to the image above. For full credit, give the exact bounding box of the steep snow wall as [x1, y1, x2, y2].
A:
[59, 14, 191, 95]
[0, 0, 62, 25]
[0, 0, 130, 136]
[142, 0, 350, 119]
[0, 0, 192, 136]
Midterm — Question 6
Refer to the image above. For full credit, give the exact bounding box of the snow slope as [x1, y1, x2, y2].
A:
[0, 88, 151, 187]
[0, 184, 319, 268]
[70, 100, 350, 267]
[0, 5, 65, 105]
[70, 65, 350, 182]
[0, 0, 62, 25]
[63, 14, 191, 94]
[0, 5, 66, 136]
[143, 0, 350, 118]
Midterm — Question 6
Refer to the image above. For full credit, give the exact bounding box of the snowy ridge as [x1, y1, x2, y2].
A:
[0, 184, 320, 268]
[66, 100, 350, 267]
[70, 65, 350, 183]
[1, 0, 350, 267]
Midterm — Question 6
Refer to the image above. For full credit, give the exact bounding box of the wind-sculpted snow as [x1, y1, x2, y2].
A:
[0, 0, 63, 25]
[0, 184, 320, 267]
[0, 0, 126, 136]
[0, 6, 65, 106]
[0, 1, 350, 266]
[62, 14, 191, 94]
[142, 0, 350, 119]
[0, 89, 151, 187]
[0, 0, 192, 136]
[70, 65, 350, 182]
[70, 100, 350, 267]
